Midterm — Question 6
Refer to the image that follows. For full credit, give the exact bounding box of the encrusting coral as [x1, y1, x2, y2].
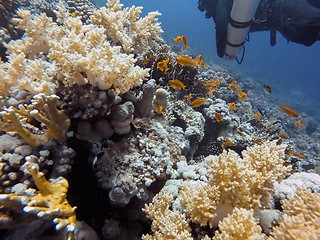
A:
[0, 160, 76, 240]
[0, 93, 70, 147]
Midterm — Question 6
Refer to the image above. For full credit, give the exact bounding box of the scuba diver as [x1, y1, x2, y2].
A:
[198, 0, 320, 61]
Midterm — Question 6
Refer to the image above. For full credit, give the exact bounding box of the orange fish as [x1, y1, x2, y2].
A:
[184, 93, 192, 100]
[229, 102, 237, 111]
[169, 79, 186, 90]
[185, 115, 193, 120]
[194, 55, 206, 69]
[235, 129, 245, 136]
[142, 57, 151, 66]
[228, 80, 242, 92]
[181, 36, 190, 49]
[221, 138, 235, 150]
[291, 151, 304, 159]
[278, 133, 288, 139]
[296, 119, 304, 127]
[253, 111, 262, 119]
[157, 58, 170, 72]
[173, 35, 183, 43]
[154, 104, 164, 115]
[173, 35, 190, 49]
[238, 91, 247, 100]
[214, 112, 223, 123]
[176, 56, 197, 67]
[279, 105, 298, 118]
[191, 98, 207, 108]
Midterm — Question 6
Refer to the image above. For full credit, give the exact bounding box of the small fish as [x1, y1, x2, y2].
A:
[221, 138, 235, 150]
[203, 79, 219, 89]
[263, 85, 272, 94]
[278, 133, 288, 139]
[296, 119, 304, 127]
[142, 57, 151, 66]
[157, 58, 170, 73]
[169, 79, 186, 90]
[185, 115, 193, 120]
[154, 104, 164, 115]
[176, 56, 197, 67]
[279, 105, 298, 118]
[181, 35, 190, 49]
[229, 102, 237, 111]
[253, 111, 262, 119]
[194, 55, 206, 69]
[291, 151, 304, 159]
[184, 93, 192, 100]
[70, 12, 79, 17]
[173, 35, 190, 49]
[191, 98, 207, 108]
[214, 112, 223, 123]
[238, 91, 247, 100]
[228, 80, 242, 92]
[173, 35, 183, 43]
[235, 129, 245, 136]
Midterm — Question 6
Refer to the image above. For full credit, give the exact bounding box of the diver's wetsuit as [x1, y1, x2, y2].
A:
[198, 0, 320, 57]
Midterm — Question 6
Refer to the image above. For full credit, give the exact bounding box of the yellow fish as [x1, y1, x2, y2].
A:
[296, 119, 304, 127]
[229, 102, 237, 111]
[169, 79, 186, 90]
[194, 55, 206, 69]
[214, 112, 223, 123]
[70, 12, 79, 17]
[176, 56, 197, 67]
[238, 91, 247, 100]
[157, 58, 170, 73]
[191, 98, 207, 108]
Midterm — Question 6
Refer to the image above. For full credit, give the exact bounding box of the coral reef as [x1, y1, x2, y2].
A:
[0, 0, 319, 238]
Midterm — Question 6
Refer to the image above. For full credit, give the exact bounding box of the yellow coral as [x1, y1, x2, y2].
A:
[0, 161, 76, 239]
[0, 94, 70, 147]
[179, 181, 220, 227]
[142, 190, 192, 240]
[214, 208, 265, 240]
[270, 188, 320, 239]
[208, 140, 290, 209]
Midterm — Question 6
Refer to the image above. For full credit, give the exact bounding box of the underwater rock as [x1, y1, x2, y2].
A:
[110, 101, 135, 135]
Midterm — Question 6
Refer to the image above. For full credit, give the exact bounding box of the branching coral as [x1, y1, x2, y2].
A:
[142, 190, 192, 240]
[208, 140, 291, 209]
[1, 0, 163, 96]
[179, 181, 220, 227]
[91, 0, 163, 55]
[214, 208, 265, 240]
[0, 160, 76, 239]
[270, 188, 320, 239]
[0, 93, 70, 147]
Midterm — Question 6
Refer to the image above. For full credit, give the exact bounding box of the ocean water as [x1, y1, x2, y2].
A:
[93, 0, 320, 122]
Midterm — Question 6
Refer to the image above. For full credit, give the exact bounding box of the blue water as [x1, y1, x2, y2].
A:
[93, 0, 320, 121]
